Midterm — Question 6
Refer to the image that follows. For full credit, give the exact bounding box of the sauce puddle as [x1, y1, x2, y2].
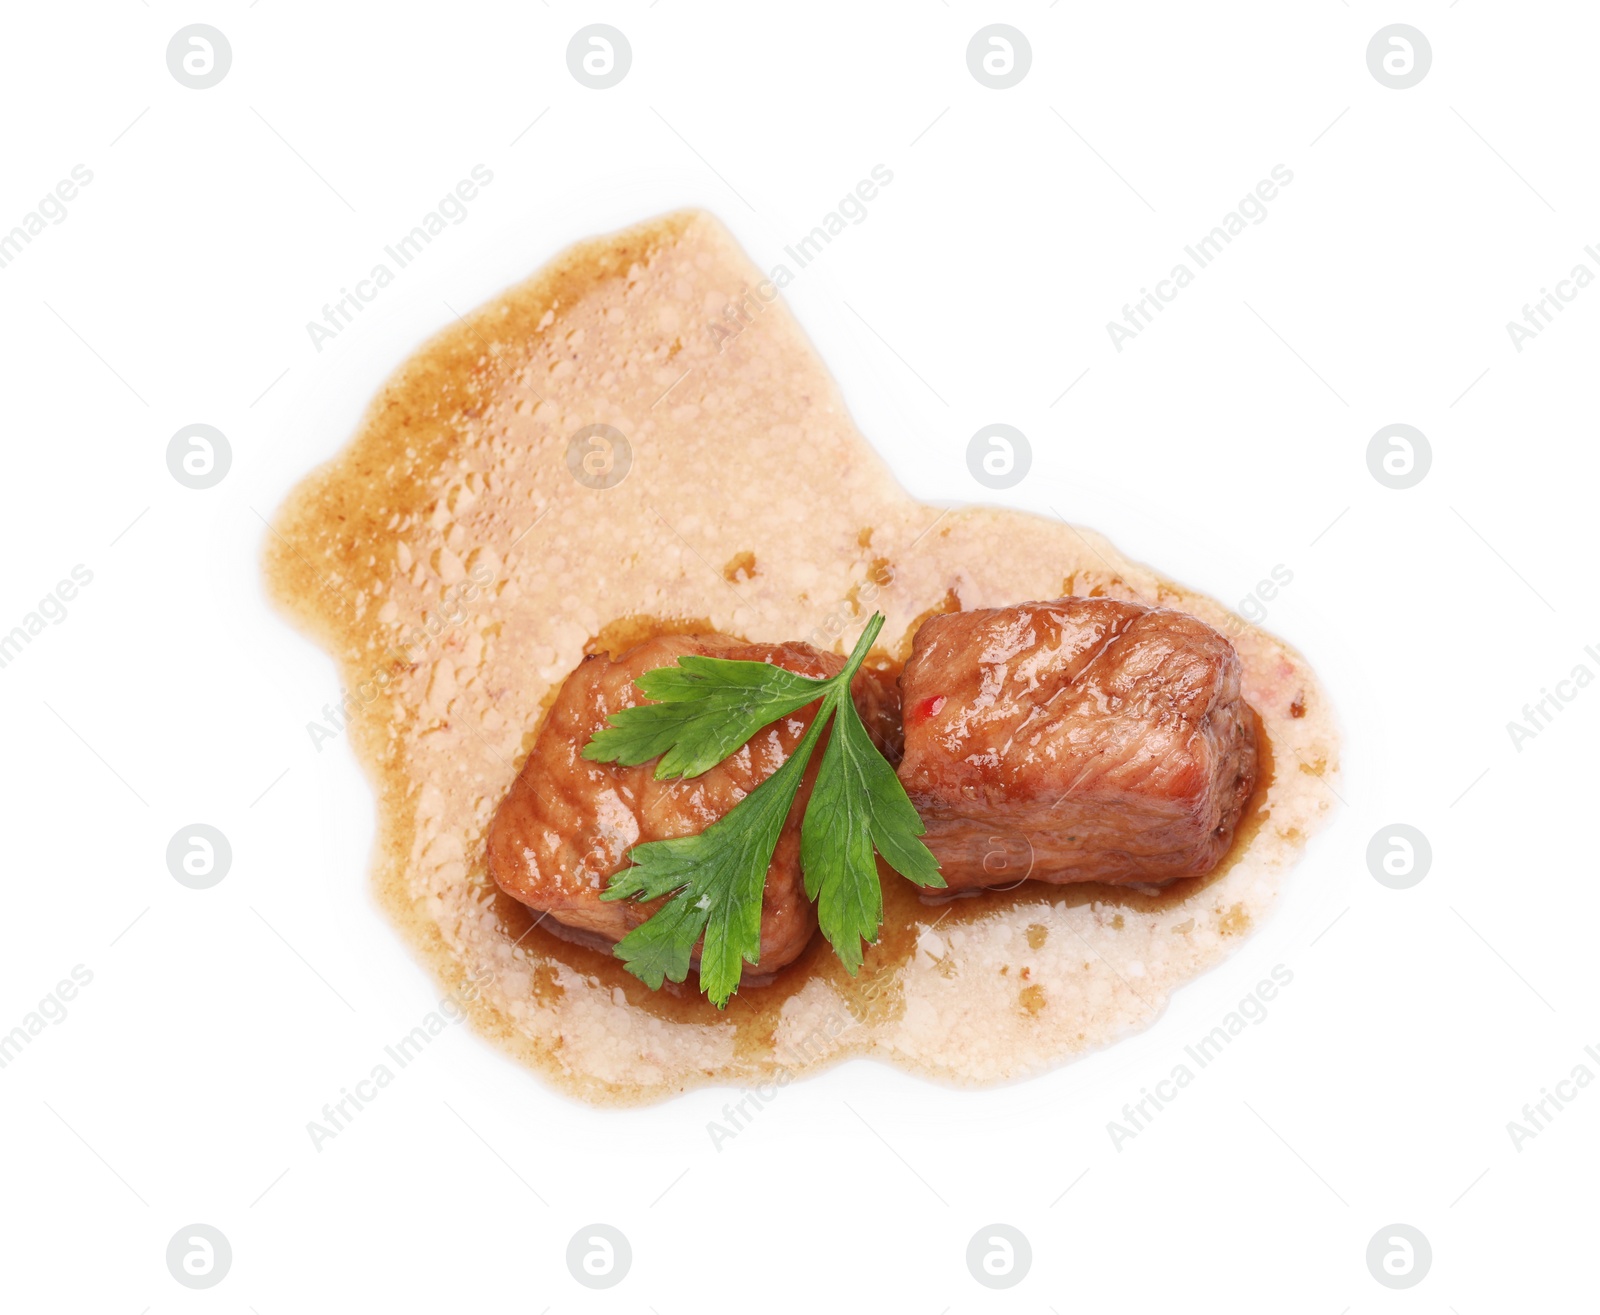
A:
[265, 210, 1339, 1105]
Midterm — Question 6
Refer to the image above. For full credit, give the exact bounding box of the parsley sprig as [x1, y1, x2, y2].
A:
[582, 613, 943, 1006]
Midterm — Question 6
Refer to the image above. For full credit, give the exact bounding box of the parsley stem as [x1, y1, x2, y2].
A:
[838, 612, 885, 685]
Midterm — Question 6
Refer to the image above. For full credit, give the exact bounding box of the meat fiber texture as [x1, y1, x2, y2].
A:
[897, 598, 1258, 887]
[488, 633, 897, 974]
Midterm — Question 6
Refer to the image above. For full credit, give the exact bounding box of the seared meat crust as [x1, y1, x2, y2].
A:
[896, 598, 1257, 887]
[489, 634, 897, 972]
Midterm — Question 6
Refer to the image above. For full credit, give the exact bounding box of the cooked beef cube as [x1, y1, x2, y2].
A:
[896, 598, 1258, 887]
[852, 662, 905, 766]
[488, 634, 894, 973]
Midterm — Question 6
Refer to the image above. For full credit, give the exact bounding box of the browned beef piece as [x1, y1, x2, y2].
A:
[896, 598, 1257, 887]
[488, 634, 896, 973]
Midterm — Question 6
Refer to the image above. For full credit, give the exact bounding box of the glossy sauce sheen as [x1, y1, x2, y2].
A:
[485, 634, 894, 973]
[264, 211, 1340, 1105]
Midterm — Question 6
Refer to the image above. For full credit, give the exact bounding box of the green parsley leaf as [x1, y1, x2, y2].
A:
[600, 707, 829, 1005]
[582, 655, 825, 779]
[800, 683, 944, 974]
[590, 612, 943, 1006]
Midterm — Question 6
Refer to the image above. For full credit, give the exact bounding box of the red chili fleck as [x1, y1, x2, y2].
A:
[913, 695, 947, 721]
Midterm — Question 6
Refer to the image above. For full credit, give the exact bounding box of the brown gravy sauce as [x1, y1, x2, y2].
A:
[264, 210, 1339, 1105]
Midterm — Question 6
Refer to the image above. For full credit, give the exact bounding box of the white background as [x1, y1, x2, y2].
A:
[1, 2, 1595, 1310]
